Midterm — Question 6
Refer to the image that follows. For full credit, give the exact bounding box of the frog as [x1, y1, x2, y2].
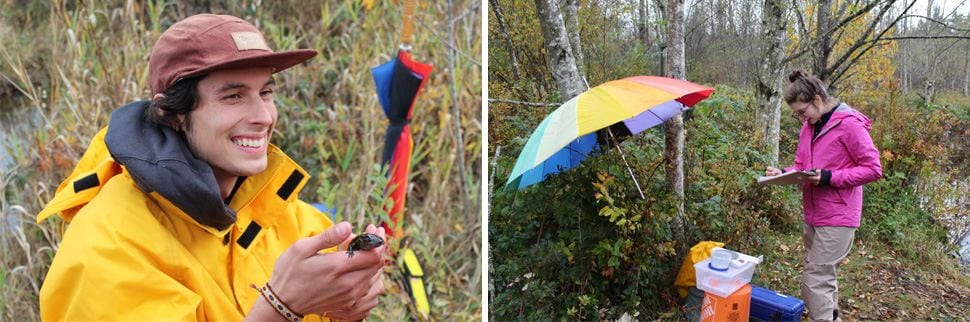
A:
[346, 233, 385, 258]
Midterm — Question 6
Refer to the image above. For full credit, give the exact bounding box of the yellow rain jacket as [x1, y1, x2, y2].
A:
[38, 102, 334, 321]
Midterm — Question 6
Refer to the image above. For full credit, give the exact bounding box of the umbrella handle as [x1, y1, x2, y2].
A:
[400, 0, 416, 50]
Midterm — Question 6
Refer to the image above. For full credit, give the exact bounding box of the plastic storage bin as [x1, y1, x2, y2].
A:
[693, 257, 758, 298]
[750, 285, 804, 322]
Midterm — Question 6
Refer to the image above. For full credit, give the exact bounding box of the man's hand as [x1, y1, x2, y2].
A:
[323, 264, 385, 320]
[258, 222, 387, 319]
[327, 224, 387, 320]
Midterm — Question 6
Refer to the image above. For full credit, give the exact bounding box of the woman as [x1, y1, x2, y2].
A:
[765, 70, 882, 321]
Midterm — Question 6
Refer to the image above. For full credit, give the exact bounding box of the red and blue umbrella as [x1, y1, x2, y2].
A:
[370, 0, 432, 318]
[372, 49, 431, 236]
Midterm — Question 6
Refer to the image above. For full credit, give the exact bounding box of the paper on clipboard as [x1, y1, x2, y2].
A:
[756, 170, 817, 185]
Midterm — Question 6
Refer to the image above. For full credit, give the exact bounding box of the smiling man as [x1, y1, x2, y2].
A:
[37, 14, 385, 321]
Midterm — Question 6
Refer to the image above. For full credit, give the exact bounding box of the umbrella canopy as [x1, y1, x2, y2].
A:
[371, 49, 432, 236]
[506, 76, 714, 190]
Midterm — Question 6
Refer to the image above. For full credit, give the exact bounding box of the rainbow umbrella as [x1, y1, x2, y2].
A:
[505, 76, 714, 190]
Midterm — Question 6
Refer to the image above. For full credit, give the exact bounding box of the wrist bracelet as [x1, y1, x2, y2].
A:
[251, 283, 304, 322]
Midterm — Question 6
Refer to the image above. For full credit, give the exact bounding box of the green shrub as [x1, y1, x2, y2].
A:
[489, 86, 804, 320]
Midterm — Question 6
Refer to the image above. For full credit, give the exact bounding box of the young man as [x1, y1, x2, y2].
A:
[37, 14, 385, 321]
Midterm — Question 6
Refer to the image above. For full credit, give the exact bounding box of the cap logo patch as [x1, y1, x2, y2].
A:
[230, 32, 270, 51]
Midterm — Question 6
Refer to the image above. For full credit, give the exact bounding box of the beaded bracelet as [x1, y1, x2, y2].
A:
[251, 283, 304, 322]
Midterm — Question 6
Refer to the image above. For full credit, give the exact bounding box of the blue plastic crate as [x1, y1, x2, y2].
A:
[750, 285, 804, 322]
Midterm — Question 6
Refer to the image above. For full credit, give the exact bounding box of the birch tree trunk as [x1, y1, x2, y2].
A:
[756, 0, 788, 166]
[963, 47, 970, 96]
[561, 0, 585, 78]
[664, 0, 687, 251]
[534, 0, 585, 99]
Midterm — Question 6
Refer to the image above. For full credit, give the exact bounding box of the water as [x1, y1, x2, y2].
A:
[0, 102, 42, 171]
[0, 129, 11, 170]
[959, 230, 970, 268]
[918, 176, 970, 270]
[0, 98, 23, 171]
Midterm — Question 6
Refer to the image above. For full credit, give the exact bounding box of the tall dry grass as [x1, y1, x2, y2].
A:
[0, 0, 481, 320]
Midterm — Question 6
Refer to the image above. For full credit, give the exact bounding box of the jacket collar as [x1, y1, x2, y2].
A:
[105, 101, 241, 230]
[148, 144, 310, 236]
[811, 103, 859, 142]
[38, 101, 310, 234]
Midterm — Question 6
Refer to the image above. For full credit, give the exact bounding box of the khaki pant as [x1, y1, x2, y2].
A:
[801, 224, 855, 322]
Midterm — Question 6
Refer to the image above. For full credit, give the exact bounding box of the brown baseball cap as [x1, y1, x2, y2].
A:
[149, 14, 317, 95]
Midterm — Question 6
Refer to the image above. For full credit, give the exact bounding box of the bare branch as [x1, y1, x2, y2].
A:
[453, 1, 481, 24]
[784, 0, 884, 65]
[487, 98, 561, 107]
[901, 14, 970, 32]
[829, 0, 915, 84]
[866, 35, 970, 41]
[785, 0, 813, 64]
[490, 0, 522, 81]
[416, 20, 482, 67]
[447, 0, 469, 213]
[830, 2, 915, 86]
[829, 0, 883, 36]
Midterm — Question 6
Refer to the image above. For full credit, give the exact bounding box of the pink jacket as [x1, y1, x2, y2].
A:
[784, 103, 882, 227]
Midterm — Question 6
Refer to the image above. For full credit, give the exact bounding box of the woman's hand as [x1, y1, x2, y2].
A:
[765, 166, 782, 176]
[257, 222, 387, 319]
[807, 173, 821, 185]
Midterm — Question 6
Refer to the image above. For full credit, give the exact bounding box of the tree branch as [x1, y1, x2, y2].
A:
[417, 19, 482, 67]
[866, 35, 970, 42]
[490, 0, 523, 82]
[487, 98, 561, 107]
[900, 14, 970, 32]
[829, 0, 883, 37]
[829, 0, 903, 80]
[785, 0, 813, 64]
[453, 1, 481, 24]
[784, 0, 884, 65]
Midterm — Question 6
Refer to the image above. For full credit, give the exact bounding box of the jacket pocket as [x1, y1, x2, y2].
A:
[833, 188, 848, 205]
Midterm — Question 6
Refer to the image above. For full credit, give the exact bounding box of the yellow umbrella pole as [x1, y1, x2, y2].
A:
[399, 0, 415, 51]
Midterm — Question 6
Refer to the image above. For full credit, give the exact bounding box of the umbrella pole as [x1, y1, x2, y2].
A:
[583, 77, 645, 200]
[607, 128, 646, 200]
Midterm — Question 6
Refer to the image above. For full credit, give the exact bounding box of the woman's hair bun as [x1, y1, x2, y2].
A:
[788, 70, 807, 83]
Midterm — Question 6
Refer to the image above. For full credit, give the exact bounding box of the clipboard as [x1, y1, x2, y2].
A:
[756, 170, 817, 185]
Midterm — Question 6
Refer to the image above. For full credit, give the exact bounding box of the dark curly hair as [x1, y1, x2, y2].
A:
[144, 76, 203, 130]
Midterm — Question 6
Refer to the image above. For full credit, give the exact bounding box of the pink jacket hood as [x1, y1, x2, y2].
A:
[785, 103, 882, 227]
